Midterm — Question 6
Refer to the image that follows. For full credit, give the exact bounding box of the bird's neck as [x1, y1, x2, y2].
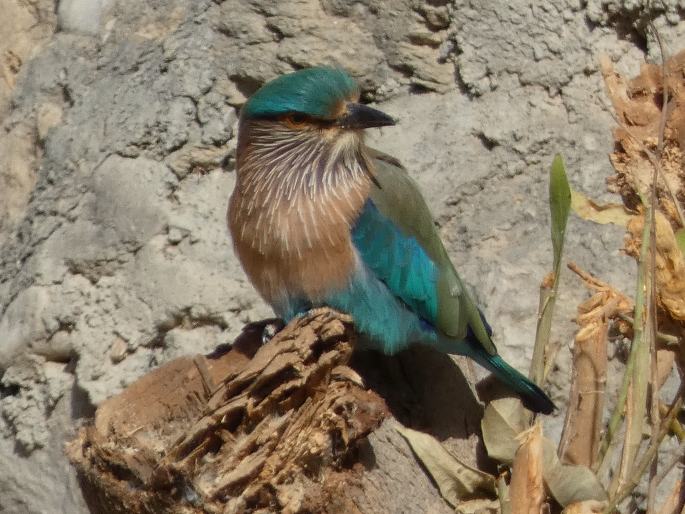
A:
[230, 118, 373, 254]
[235, 119, 371, 202]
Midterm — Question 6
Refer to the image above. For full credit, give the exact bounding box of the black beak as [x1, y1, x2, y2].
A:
[338, 103, 397, 129]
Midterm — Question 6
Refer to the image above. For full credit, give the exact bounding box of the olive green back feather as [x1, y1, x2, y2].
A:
[367, 149, 497, 355]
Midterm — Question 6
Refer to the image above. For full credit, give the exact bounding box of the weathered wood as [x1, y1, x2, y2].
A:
[67, 309, 485, 513]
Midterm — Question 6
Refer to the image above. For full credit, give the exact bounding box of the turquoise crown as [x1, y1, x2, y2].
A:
[242, 67, 359, 119]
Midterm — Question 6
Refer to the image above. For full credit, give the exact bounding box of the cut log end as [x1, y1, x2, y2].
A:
[67, 309, 389, 514]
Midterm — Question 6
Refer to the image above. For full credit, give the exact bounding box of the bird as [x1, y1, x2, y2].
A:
[228, 67, 555, 414]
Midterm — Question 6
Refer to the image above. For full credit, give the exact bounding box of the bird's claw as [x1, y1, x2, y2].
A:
[241, 318, 286, 345]
[261, 319, 285, 344]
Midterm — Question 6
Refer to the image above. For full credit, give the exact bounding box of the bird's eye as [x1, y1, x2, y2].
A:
[282, 113, 309, 128]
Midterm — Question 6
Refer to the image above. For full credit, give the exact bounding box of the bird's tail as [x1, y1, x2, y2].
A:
[455, 337, 556, 415]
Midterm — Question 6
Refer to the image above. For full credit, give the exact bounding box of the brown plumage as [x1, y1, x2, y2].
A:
[228, 117, 371, 309]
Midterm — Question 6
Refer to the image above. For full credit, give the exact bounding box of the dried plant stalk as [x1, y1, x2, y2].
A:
[600, 52, 685, 228]
[558, 292, 609, 467]
[510, 422, 545, 514]
[562, 263, 633, 469]
[655, 479, 683, 514]
[609, 239, 652, 498]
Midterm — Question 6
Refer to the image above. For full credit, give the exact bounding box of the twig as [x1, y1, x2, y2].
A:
[616, 314, 680, 346]
[567, 262, 610, 290]
[650, 19, 669, 160]
[646, 18, 669, 514]
[602, 391, 684, 513]
[660, 404, 685, 441]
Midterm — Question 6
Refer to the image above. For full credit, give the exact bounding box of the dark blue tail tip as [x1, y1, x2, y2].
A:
[522, 387, 556, 415]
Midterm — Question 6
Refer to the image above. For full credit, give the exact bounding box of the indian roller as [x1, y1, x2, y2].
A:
[228, 67, 555, 414]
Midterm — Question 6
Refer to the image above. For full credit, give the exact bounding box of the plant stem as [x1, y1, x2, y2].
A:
[531, 281, 555, 387]
[602, 392, 683, 514]
[595, 210, 652, 472]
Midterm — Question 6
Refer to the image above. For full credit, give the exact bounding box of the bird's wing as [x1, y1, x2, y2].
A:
[352, 149, 497, 355]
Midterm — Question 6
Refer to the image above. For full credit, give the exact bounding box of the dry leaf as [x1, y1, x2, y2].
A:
[600, 52, 685, 222]
[481, 398, 528, 463]
[562, 500, 606, 514]
[571, 189, 633, 226]
[656, 348, 676, 390]
[397, 425, 496, 506]
[542, 437, 607, 507]
[456, 498, 500, 514]
[510, 422, 545, 514]
[626, 212, 685, 320]
[482, 392, 606, 507]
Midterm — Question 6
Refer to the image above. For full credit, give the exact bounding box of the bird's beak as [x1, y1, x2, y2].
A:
[338, 103, 397, 129]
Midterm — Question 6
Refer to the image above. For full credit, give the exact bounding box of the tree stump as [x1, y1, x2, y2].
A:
[67, 309, 486, 513]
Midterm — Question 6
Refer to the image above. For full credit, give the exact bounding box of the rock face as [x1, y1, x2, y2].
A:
[0, 0, 683, 512]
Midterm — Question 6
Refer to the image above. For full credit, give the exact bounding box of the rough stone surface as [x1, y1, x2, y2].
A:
[0, 0, 683, 512]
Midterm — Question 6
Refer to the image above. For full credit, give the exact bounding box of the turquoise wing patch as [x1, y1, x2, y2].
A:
[351, 200, 439, 326]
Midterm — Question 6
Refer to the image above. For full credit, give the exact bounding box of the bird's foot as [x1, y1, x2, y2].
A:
[331, 366, 365, 388]
[260, 319, 285, 344]
[242, 318, 286, 345]
[303, 307, 353, 324]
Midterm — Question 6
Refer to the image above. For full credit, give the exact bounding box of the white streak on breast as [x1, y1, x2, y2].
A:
[231, 120, 373, 300]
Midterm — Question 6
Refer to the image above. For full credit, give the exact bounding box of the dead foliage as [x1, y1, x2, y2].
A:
[601, 50, 685, 224]
[485, 48, 685, 514]
[625, 212, 685, 322]
[509, 423, 545, 514]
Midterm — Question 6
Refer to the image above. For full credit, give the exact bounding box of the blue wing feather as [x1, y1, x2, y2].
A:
[348, 197, 554, 413]
[351, 200, 439, 325]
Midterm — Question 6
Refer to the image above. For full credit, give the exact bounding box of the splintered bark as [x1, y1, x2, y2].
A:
[67, 309, 484, 514]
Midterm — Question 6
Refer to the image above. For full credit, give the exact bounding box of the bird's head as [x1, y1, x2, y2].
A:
[236, 67, 396, 176]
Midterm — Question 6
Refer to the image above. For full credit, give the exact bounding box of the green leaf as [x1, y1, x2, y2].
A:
[549, 154, 572, 273]
[675, 228, 685, 256]
[530, 154, 572, 385]
[397, 425, 496, 506]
